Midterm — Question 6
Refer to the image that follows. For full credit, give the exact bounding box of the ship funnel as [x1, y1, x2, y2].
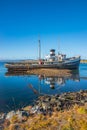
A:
[50, 49, 55, 56]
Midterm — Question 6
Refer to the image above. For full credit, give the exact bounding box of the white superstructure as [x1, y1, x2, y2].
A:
[45, 49, 66, 62]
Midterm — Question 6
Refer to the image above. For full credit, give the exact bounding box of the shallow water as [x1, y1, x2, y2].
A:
[0, 62, 87, 112]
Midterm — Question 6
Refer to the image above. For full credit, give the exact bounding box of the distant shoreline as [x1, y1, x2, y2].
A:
[80, 60, 87, 63]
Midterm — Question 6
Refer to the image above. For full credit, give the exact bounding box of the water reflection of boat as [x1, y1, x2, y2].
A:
[5, 68, 87, 95]
[38, 69, 80, 88]
[6, 69, 87, 92]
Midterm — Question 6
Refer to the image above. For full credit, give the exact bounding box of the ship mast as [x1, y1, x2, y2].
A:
[58, 37, 60, 54]
[38, 38, 41, 60]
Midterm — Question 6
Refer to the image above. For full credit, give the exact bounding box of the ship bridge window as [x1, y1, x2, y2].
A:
[59, 57, 62, 60]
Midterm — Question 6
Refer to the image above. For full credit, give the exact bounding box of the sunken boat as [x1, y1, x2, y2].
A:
[5, 49, 80, 72]
[5, 39, 80, 71]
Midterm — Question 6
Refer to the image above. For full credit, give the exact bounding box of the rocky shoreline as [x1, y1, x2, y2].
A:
[0, 90, 87, 130]
[25, 90, 87, 115]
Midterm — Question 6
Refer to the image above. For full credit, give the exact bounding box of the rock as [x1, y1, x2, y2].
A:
[44, 97, 51, 102]
[57, 101, 62, 106]
[80, 100, 85, 104]
[3, 119, 10, 127]
[56, 106, 61, 111]
[0, 113, 6, 126]
[0, 126, 3, 130]
[31, 106, 38, 114]
[42, 102, 48, 110]
[6, 111, 16, 120]
[23, 105, 32, 111]
[59, 97, 65, 101]
[79, 90, 84, 93]
[84, 98, 87, 101]
[38, 102, 42, 107]
[36, 110, 43, 114]
[0, 113, 6, 120]
[6, 110, 30, 121]
[9, 124, 24, 130]
[16, 110, 29, 119]
[47, 106, 51, 110]
[50, 97, 56, 103]
[35, 105, 39, 110]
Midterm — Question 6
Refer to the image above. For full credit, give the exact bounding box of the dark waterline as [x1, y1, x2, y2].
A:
[0, 62, 87, 112]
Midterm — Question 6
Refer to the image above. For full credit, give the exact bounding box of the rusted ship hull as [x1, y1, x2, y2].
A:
[5, 58, 80, 73]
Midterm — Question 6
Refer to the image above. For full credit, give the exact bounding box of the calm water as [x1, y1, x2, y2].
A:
[0, 62, 87, 112]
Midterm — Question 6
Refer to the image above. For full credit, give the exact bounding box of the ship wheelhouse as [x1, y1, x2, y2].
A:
[45, 49, 66, 62]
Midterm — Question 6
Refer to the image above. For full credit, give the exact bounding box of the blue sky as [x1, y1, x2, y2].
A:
[0, 0, 87, 59]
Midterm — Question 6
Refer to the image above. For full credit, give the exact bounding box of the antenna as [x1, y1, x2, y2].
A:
[38, 37, 41, 60]
[58, 37, 60, 54]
